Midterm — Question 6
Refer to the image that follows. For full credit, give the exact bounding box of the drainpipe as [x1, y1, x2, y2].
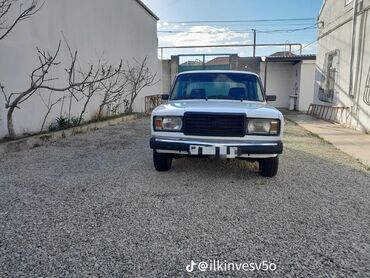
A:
[349, 0, 358, 97]
[353, 2, 366, 114]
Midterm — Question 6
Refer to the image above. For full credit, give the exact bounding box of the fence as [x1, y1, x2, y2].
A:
[145, 94, 164, 114]
[178, 54, 232, 73]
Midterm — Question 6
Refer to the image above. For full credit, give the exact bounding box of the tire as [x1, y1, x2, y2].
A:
[153, 150, 172, 171]
[259, 156, 279, 177]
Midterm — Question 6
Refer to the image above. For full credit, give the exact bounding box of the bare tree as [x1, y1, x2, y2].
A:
[38, 91, 64, 132]
[62, 36, 126, 123]
[123, 57, 158, 113]
[98, 71, 128, 117]
[0, 0, 44, 41]
[1, 40, 123, 139]
[96, 57, 158, 117]
[76, 68, 103, 125]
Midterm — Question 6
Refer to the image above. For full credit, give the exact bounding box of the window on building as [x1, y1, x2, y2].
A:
[345, 0, 353, 6]
[319, 51, 339, 103]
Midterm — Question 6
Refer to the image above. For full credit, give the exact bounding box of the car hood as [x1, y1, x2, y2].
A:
[152, 100, 282, 119]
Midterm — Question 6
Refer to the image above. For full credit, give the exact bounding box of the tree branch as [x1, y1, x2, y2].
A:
[1, 39, 124, 139]
[0, 0, 45, 41]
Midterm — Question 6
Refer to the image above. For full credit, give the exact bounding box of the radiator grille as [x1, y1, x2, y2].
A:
[183, 113, 245, 137]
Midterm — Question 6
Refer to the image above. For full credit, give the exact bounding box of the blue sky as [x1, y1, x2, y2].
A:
[142, 0, 323, 59]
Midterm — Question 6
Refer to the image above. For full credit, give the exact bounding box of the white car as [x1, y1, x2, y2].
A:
[150, 70, 284, 177]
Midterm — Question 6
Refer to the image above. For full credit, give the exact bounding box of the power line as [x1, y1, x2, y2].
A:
[291, 39, 318, 53]
[162, 18, 317, 24]
[158, 30, 253, 34]
[158, 43, 303, 49]
[258, 25, 317, 33]
[166, 22, 317, 27]
[210, 23, 318, 27]
[157, 25, 317, 34]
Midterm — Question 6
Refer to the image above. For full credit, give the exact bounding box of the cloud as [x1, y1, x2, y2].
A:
[159, 25, 250, 47]
[157, 21, 169, 29]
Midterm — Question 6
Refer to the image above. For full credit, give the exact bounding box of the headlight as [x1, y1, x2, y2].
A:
[246, 119, 280, 135]
[154, 116, 183, 131]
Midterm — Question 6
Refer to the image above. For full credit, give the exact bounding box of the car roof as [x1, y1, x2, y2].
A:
[176, 70, 260, 77]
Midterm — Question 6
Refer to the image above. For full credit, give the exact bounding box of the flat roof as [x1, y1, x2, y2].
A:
[135, 0, 159, 20]
[265, 54, 316, 62]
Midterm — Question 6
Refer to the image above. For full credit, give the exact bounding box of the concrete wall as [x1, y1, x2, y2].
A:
[298, 61, 316, 111]
[315, 0, 370, 132]
[161, 56, 179, 95]
[290, 62, 301, 110]
[161, 60, 172, 94]
[0, 0, 160, 138]
[259, 60, 315, 110]
[260, 62, 293, 108]
[234, 57, 261, 74]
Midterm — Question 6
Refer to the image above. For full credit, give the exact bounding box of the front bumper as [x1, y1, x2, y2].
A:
[150, 137, 283, 156]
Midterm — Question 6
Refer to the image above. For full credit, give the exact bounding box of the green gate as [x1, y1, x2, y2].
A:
[178, 54, 233, 73]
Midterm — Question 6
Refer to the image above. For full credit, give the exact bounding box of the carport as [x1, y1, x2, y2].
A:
[260, 53, 316, 111]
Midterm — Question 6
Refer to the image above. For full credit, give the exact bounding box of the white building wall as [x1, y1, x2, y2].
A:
[290, 62, 301, 110]
[260, 62, 293, 108]
[315, 0, 370, 132]
[260, 60, 316, 110]
[0, 0, 160, 138]
[298, 61, 316, 111]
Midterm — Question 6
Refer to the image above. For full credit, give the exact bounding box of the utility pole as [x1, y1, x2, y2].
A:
[253, 29, 256, 57]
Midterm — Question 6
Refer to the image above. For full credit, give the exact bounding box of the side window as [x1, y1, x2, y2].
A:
[319, 50, 339, 103]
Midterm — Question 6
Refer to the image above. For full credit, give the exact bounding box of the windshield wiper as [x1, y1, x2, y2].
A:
[206, 96, 245, 101]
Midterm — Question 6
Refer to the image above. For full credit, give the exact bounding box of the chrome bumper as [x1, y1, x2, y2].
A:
[150, 137, 283, 155]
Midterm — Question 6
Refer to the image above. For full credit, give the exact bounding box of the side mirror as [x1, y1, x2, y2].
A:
[161, 94, 170, 100]
[266, 95, 277, 102]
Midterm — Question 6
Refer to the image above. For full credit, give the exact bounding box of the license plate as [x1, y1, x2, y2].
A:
[189, 145, 238, 158]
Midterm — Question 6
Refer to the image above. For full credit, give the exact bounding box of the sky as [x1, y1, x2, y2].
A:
[141, 0, 323, 59]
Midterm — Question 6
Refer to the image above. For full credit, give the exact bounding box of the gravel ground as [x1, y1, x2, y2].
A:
[0, 117, 369, 277]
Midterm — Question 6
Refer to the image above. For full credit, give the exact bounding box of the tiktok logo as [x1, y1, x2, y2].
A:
[186, 260, 197, 273]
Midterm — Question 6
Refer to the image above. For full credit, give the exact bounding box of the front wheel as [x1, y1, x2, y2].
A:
[153, 150, 172, 171]
[259, 156, 279, 177]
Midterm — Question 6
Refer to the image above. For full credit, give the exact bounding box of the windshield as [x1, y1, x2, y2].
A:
[170, 72, 264, 101]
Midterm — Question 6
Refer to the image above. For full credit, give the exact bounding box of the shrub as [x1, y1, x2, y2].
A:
[48, 115, 81, 132]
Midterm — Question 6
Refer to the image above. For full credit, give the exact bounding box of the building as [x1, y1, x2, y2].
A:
[206, 57, 230, 66]
[269, 51, 297, 57]
[315, 0, 370, 132]
[0, 0, 160, 138]
[260, 53, 317, 111]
